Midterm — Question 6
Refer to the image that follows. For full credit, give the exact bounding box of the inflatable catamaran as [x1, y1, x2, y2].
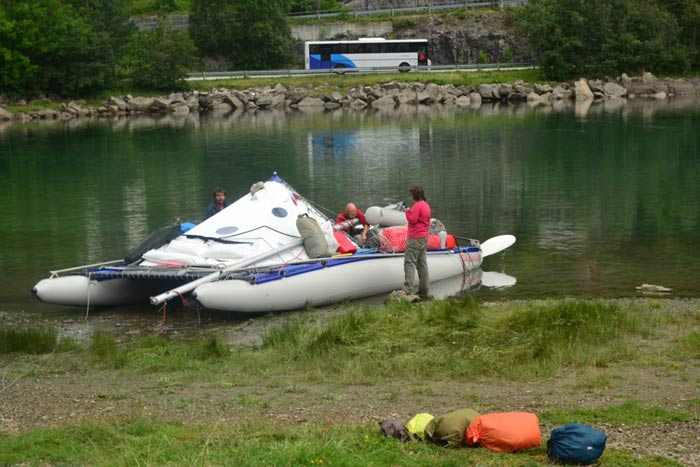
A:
[33, 174, 516, 313]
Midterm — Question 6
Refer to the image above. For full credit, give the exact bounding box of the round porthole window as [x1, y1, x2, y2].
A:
[272, 207, 288, 218]
[216, 226, 238, 235]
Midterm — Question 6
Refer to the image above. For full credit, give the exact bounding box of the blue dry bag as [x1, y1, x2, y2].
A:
[547, 424, 607, 465]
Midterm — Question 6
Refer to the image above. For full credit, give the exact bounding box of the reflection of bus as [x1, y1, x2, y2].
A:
[304, 38, 429, 71]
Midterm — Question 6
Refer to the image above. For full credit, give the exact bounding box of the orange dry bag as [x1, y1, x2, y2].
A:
[466, 412, 542, 453]
[333, 231, 357, 254]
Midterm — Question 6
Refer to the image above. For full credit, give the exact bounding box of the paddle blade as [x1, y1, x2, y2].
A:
[480, 235, 516, 257]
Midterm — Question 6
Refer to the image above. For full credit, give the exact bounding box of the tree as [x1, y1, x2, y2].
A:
[516, 0, 691, 80]
[124, 21, 197, 91]
[0, 5, 35, 94]
[0, 0, 135, 97]
[190, 0, 293, 70]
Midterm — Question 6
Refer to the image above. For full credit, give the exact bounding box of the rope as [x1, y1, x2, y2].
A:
[84, 272, 92, 321]
[160, 302, 168, 323]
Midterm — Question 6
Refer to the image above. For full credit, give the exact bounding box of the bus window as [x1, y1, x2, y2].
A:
[320, 45, 332, 63]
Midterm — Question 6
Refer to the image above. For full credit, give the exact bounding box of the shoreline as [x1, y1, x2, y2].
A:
[2, 72, 699, 125]
[1, 297, 698, 465]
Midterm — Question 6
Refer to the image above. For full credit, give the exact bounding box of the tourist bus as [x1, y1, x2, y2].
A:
[304, 38, 430, 71]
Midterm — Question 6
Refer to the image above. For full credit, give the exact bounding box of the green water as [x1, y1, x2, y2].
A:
[1, 99, 699, 317]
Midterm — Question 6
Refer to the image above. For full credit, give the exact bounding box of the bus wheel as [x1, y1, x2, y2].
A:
[398, 62, 411, 73]
[333, 64, 347, 75]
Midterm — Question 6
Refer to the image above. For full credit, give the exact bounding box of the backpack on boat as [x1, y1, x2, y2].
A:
[466, 412, 542, 452]
[296, 215, 332, 259]
[547, 424, 607, 465]
[428, 408, 480, 447]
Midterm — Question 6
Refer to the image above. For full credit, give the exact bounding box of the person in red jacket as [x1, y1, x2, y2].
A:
[336, 202, 369, 244]
[404, 186, 431, 298]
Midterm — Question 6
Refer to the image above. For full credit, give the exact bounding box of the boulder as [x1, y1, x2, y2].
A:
[416, 92, 434, 104]
[272, 83, 287, 94]
[396, 90, 417, 105]
[574, 79, 594, 101]
[223, 93, 245, 110]
[498, 84, 512, 99]
[469, 92, 482, 105]
[478, 84, 498, 100]
[371, 95, 396, 108]
[256, 93, 285, 109]
[107, 96, 128, 111]
[149, 98, 171, 113]
[444, 85, 462, 96]
[296, 96, 325, 108]
[0, 106, 14, 121]
[324, 101, 341, 110]
[527, 92, 542, 102]
[587, 79, 605, 93]
[232, 91, 249, 105]
[425, 83, 442, 100]
[348, 88, 367, 101]
[666, 79, 695, 96]
[168, 93, 185, 105]
[329, 92, 343, 103]
[626, 79, 668, 96]
[442, 95, 457, 106]
[603, 82, 627, 98]
[380, 81, 401, 92]
[35, 109, 59, 119]
[171, 104, 190, 115]
[652, 91, 667, 99]
[128, 96, 155, 112]
[455, 95, 470, 106]
[186, 96, 200, 111]
[349, 98, 368, 110]
[534, 83, 553, 94]
[642, 71, 656, 82]
[552, 85, 572, 100]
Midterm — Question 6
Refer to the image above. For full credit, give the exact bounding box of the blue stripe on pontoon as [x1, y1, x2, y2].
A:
[253, 247, 480, 284]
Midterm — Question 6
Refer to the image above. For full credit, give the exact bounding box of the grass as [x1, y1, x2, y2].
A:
[256, 299, 662, 381]
[20, 298, 692, 385]
[88, 332, 230, 371]
[541, 401, 693, 426]
[0, 419, 683, 466]
[189, 68, 544, 95]
[0, 326, 77, 354]
[676, 330, 700, 359]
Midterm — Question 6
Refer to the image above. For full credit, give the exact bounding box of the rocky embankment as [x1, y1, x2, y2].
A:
[1, 73, 698, 123]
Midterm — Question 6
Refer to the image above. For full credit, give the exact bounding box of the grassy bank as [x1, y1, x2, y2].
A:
[189, 68, 543, 95]
[0, 419, 683, 466]
[1, 298, 698, 465]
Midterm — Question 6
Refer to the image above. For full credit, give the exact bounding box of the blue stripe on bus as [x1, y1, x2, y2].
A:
[309, 54, 357, 70]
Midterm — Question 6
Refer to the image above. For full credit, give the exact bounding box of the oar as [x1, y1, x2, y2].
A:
[480, 234, 516, 257]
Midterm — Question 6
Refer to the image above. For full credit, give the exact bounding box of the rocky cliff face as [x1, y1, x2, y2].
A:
[327, 10, 532, 65]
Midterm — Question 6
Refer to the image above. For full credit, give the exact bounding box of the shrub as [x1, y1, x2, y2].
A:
[123, 21, 197, 91]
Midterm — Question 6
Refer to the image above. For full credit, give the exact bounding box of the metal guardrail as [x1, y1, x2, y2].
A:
[186, 63, 535, 81]
[288, 0, 527, 19]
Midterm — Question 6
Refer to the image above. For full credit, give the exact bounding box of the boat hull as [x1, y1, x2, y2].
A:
[192, 250, 481, 312]
[33, 275, 169, 307]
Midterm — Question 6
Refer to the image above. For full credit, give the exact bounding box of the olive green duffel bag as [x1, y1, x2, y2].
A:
[428, 408, 480, 447]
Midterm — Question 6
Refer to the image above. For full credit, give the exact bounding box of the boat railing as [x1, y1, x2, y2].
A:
[49, 259, 124, 278]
